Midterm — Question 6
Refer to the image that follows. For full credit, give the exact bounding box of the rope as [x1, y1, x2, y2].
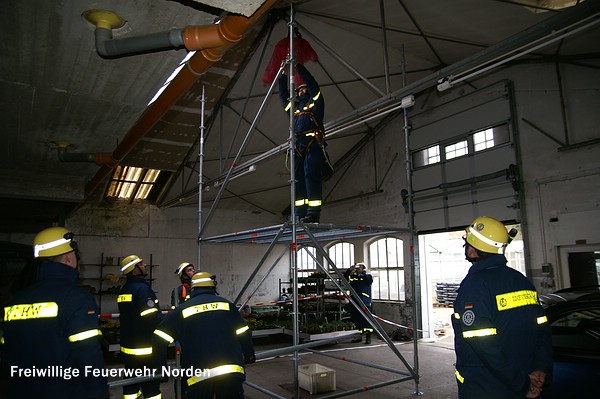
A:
[371, 314, 429, 333]
[99, 310, 170, 319]
[251, 292, 350, 307]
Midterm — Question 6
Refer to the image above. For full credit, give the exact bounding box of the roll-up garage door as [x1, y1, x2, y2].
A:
[410, 81, 520, 232]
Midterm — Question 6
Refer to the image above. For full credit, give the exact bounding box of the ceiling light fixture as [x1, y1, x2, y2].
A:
[437, 9, 599, 92]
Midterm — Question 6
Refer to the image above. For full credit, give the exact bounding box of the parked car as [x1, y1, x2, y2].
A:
[539, 287, 600, 398]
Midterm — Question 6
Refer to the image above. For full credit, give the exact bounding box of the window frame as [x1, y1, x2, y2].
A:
[368, 236, 405, 301]
[412, 122, 511, 170]
[297, 246, 318, 278]
[327, 241, 355, 271]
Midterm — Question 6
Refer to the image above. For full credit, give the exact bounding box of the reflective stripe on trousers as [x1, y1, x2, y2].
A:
[187, 364, 245, 386]
[120, 346, 153, 355]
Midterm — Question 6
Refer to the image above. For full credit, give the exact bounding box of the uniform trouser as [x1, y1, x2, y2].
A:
[294, 135, 325, 219]
[187, 374, 245, 399]
[458, 383, 520, 399]
[122, 353, 161, 399]
[349, 300, 372, 333]
[456, 366, 525, 399]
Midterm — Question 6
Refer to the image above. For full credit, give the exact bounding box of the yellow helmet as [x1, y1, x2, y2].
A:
[33, 226, 76, 258]
[465, 216, 509, 254]
[175, 262, 194, 277]
[120, 254, 142, 274]
[191, 271, 217, 288]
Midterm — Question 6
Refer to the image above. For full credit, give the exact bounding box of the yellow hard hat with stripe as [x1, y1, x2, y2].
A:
[191, 272, 217, 288]
[175, 262, 193, 277]
[33, 226, 76, 258]
[465, 216, 509, 254]
[120, 254, 142, 274]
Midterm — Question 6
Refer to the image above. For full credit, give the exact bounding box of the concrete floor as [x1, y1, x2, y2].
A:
[108, 334, 458, 399]
[108, 307, 458, 399]
[244, 334, 458, 399]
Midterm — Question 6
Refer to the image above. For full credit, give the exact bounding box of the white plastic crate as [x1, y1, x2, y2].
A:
[298, 363, 336, 394]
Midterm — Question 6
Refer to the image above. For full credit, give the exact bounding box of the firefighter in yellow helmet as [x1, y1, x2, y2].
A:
[278, 62, 332, 224]
[117, 254, 162, 399]
[452, 216, 552, 399]
[154, 271, 255, 399]
[343, 262, 374, 344]
[1, 227, 108, 399]
[170, 262, 196, 309]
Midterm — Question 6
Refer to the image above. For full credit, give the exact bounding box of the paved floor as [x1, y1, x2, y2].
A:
[244, 334, 458, 399]
[108, 334, 458, 399]
[108, 307, 458, 398]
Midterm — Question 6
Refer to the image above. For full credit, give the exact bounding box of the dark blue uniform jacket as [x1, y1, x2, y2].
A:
[278, 63, 324, 135]
[344, 269, 373, 306]
[153, 287, 255, 386]
[170, 282, 191, 309]
[452, 254, 553, 399]
[118, 275, 162, 353]
[1, 261, 108, 399]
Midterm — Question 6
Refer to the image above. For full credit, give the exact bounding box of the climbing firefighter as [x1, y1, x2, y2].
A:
[452, 216, 553, 399]
[343, 262, 374, 344]
[170, 262, 196, 309]
[0, 226, 108, 399]
[118, 254, 163, 399]
[153, 271, 255, 399]
[279, 62, 332, 224]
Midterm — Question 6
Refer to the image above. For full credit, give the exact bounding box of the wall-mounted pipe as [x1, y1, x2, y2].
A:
[84, 0, 278, 199]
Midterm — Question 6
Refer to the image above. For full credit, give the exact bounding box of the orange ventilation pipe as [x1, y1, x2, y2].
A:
[84, 0, 279, 198]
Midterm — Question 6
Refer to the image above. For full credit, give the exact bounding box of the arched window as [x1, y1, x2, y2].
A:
[369, 237, 405, 301]
[327, 242, 354, 270]
[297, 246, 317, 278]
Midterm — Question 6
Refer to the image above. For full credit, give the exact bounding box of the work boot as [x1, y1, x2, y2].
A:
[300, 214, 320, 224]
[364, 332, 371, 344]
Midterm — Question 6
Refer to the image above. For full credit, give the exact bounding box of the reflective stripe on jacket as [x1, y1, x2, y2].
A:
[1, 261, 108, 399]
[278, 63, 325, 136]
[452, 254, 553, 399]
[343, 269, 373, 306]
[118, 275, 162, 354]
[153, 287, 255, 382]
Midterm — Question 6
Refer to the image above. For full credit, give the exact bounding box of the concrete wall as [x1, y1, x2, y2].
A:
[316, 60, 600, 334]
[7, 60, 598, 331]
[9, 201, 290, 314]
[325, 61, 600, 294]
[503, 62, 599, 290]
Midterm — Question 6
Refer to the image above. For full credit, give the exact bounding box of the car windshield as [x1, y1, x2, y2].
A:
[551, 306, 600, 351]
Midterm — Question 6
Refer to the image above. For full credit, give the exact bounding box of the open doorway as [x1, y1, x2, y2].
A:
[557, 246, 600, 289]
[418, 225, 524, 340]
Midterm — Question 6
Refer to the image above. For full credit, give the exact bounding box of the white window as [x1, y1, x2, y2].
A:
[328, 242, 354, 270]
[473, 128, 495, 151]
[369, 237, 405, 301]
[297, 246, 317, 278]
[426, 145, 440, 165]
[445, 140, 468, 160]
[413, 145, 440, 168]
[504, 231, 526, 276]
